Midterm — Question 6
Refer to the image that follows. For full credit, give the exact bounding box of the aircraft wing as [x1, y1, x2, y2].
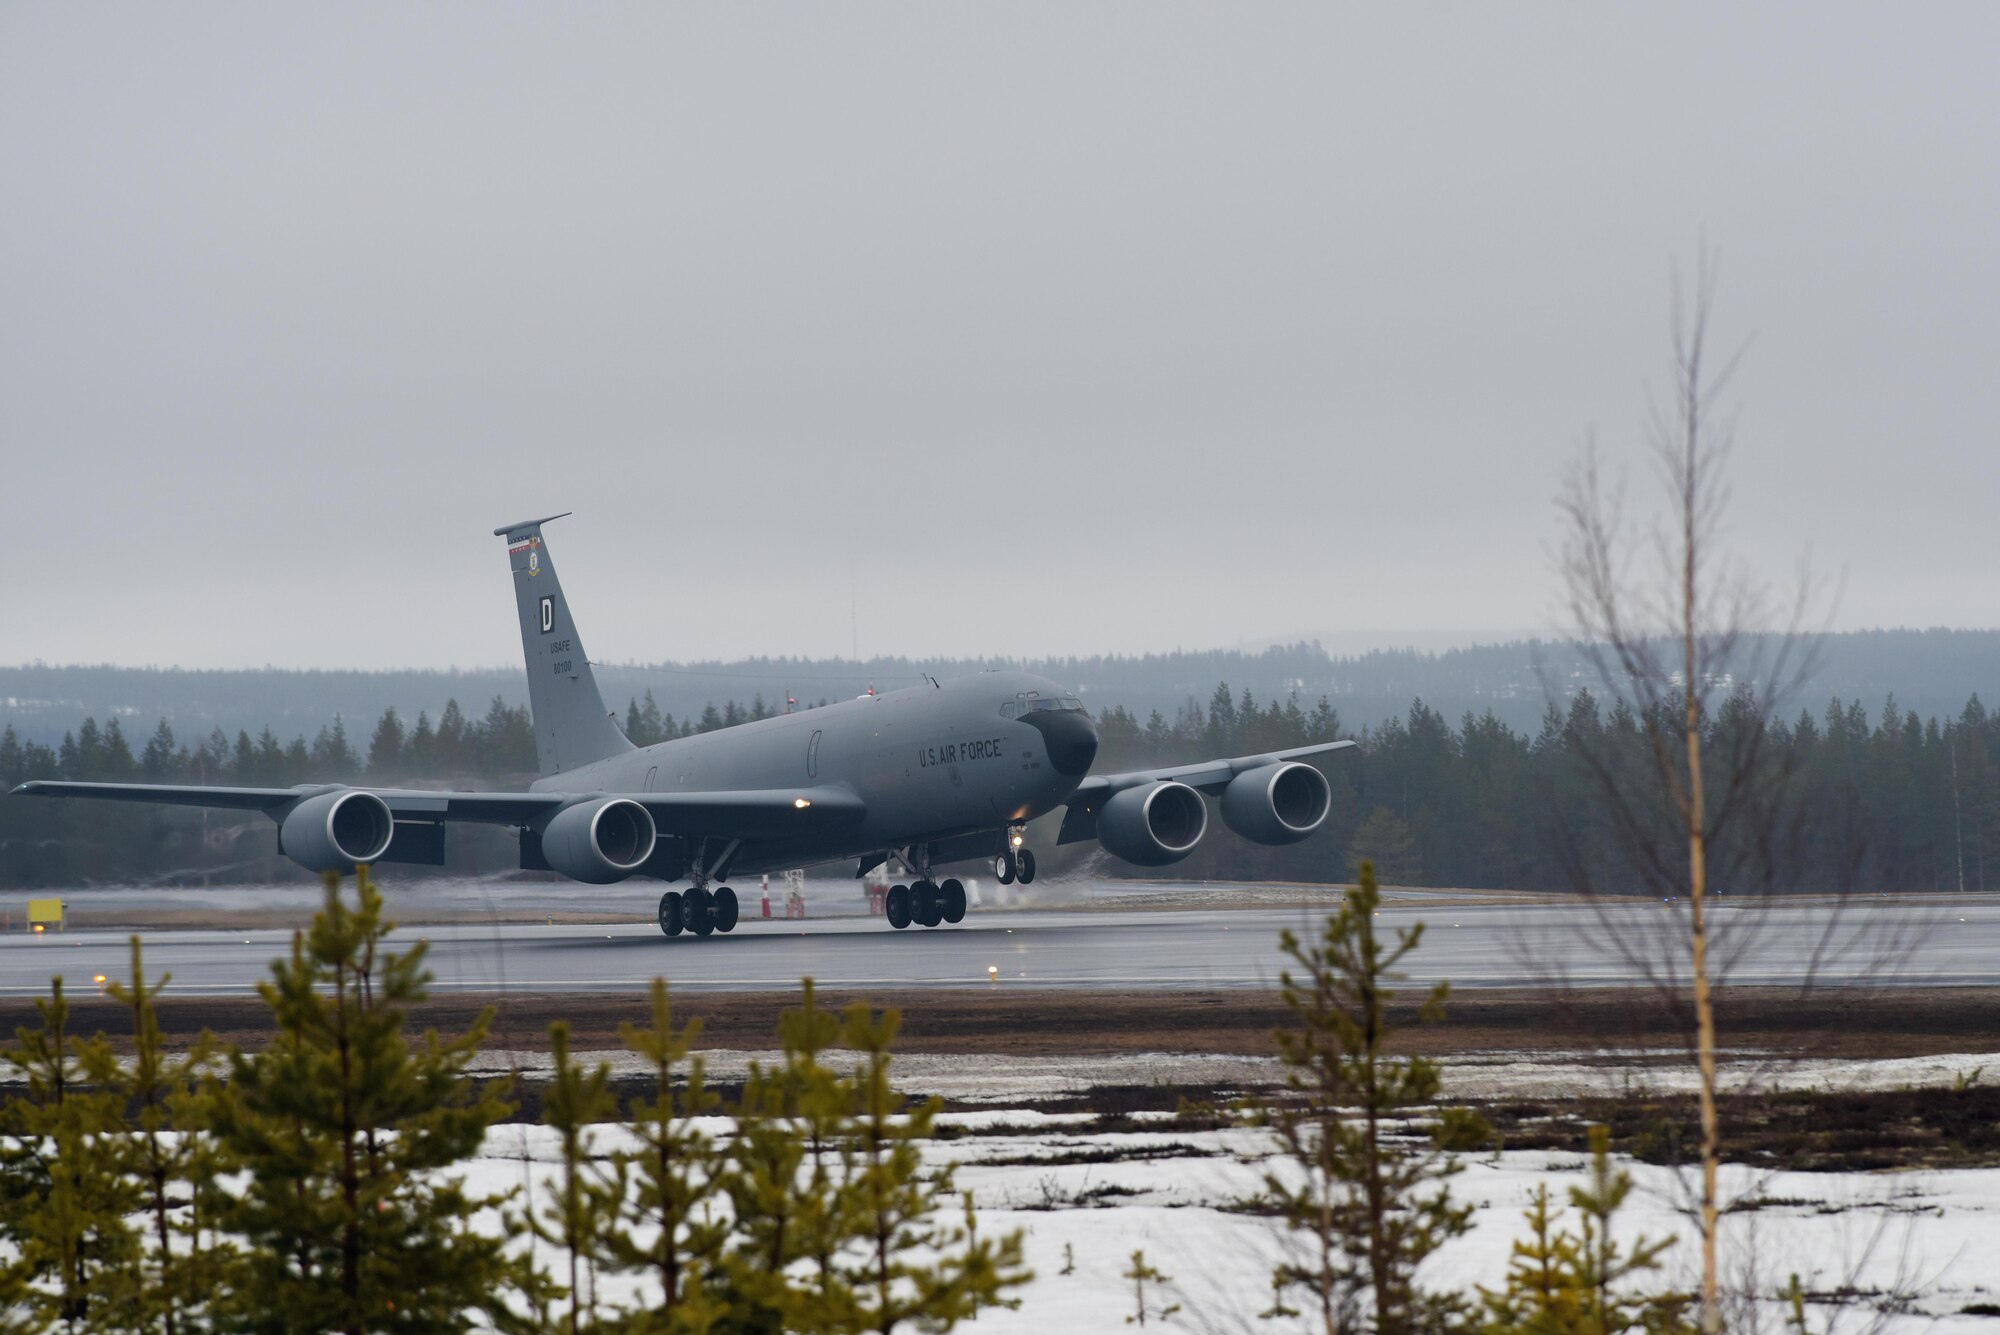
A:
[1056, 739, 1355, 844]
[11, 780, 312, 812]
[1063, 739, 1356, 803]
[10, 780, 866, 839]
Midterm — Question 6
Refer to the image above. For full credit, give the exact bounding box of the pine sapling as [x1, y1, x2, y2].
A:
[1478, 1125, 1693, 1335]
[1122, 1249, 1180, 1327]
[106, 935, 222, 1335]
[717, 1003, 822, 1330]
[204, 867, 523, 1335]
[528, 1020, 621, 1335]
[834, 1000, 1029, 1334]
[780, 978, 858, 1321]
[606, 976, 729, 1335]
[1261, 862, 1484, 1335]
[0, 974, 140, 1331]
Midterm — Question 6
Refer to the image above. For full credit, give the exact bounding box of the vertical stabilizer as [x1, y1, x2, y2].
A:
[493, 514, 633, 777]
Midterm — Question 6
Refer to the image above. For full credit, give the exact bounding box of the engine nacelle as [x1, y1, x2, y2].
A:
[1097, 780, 1208, 867]
[1221, 761, 1332, 845]
[539, 797, 657, 885]
[279, 789, 395, 873]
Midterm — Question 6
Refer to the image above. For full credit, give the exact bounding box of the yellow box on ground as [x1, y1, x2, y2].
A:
[26, 898, 65, 931]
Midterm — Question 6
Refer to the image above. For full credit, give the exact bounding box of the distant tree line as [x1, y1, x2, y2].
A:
[1086, 682, 2000, 895]
[3, 683, 1996, 894]
[9, 625, 2000, 748]
[0, 697, 538, 792]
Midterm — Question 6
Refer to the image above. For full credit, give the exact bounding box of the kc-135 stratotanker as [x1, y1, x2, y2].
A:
[13, 515, 1354, 936]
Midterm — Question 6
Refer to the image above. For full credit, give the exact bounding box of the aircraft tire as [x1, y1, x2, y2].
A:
[913, 880, 942, 928]
[713, 886, 739, 932]
[995, 851, 1017, 884]
[940, 878, 966, 924]
[885, 884, 913, 930]
[658, 891, 684, 938]
[1017, 849, 1037, 884]
[686, 886, 714, 937]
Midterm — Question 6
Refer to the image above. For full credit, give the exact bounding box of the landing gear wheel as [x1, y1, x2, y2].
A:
[686, 886, 715, 937]
[940, 877, 966, 924]
[913, 879, 942, 928]
[995, 850, 1017, 884]
[658, 890, 684, 938]
[1017, 849, 1037, 884]
[713, 886, 739, 933]
[885, 884, 913, 930]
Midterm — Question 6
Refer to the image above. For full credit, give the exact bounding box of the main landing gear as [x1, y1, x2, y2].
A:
[879, 842, 969, 931]
[658, 886, 741, 938]
[884, 877, 967, 931]
[660, 839, 744, 939]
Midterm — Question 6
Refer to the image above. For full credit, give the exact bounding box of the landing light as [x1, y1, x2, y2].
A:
[93, 974, 107, 986]
[794, 798, 811, 809]
[987, 966, 998, 981]
[1010, 834, 1024, 848]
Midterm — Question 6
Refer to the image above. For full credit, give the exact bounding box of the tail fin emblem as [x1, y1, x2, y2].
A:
[529, 546, 540, 576]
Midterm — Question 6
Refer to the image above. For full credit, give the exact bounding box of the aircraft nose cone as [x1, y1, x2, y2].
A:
[1021, 709, 1098, 777]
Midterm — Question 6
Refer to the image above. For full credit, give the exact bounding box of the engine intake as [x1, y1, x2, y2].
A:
[1097, 780, 1208, 867]
[280, 790, 395, 873]
[539, 797, 657, 885]
[1221, 761, 1331, 845]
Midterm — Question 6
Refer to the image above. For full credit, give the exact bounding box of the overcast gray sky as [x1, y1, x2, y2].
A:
[4, 4, 1994, 671]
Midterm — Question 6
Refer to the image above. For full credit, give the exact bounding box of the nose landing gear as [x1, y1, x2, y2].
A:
[994, 847, 1036, 885]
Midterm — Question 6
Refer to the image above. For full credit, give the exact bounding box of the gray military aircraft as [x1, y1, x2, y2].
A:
[13, 515, 1353, 936]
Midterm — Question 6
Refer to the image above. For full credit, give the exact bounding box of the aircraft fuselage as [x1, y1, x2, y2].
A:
[538, 670, 1093, 875]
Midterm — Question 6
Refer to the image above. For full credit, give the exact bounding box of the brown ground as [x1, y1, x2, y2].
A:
[22, 984, 2000, 1061]
[1484, 1084, 2000, 1173]
[16, 985, 2000, 1169]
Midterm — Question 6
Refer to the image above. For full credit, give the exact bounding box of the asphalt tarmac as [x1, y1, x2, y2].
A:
[2, 893, 1989, 996]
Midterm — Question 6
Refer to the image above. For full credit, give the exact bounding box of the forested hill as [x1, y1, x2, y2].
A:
[2, 627, 1997, 748]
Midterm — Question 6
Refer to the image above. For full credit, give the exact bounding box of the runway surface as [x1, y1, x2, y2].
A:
[3, 891, 1992, 996]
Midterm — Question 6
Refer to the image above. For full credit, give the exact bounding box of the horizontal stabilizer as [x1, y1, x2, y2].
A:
[491, 512, 572, 538]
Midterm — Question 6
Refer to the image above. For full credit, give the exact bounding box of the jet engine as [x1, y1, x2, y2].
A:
[279, 790, 395, 873]
[538, 797, 657, 885]
[1220, 761, 1332, 845]
[1097, 780, 1208, 866]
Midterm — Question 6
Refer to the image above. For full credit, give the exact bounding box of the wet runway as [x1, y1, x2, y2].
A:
[2, 893, 1990, 996]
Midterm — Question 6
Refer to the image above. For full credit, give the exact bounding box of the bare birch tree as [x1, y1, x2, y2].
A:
[1550, 246, 1817, 1333]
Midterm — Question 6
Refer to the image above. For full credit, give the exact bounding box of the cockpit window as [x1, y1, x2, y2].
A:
[1023, 695, 1087, 713]
[1000, 702, 1022, 719]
